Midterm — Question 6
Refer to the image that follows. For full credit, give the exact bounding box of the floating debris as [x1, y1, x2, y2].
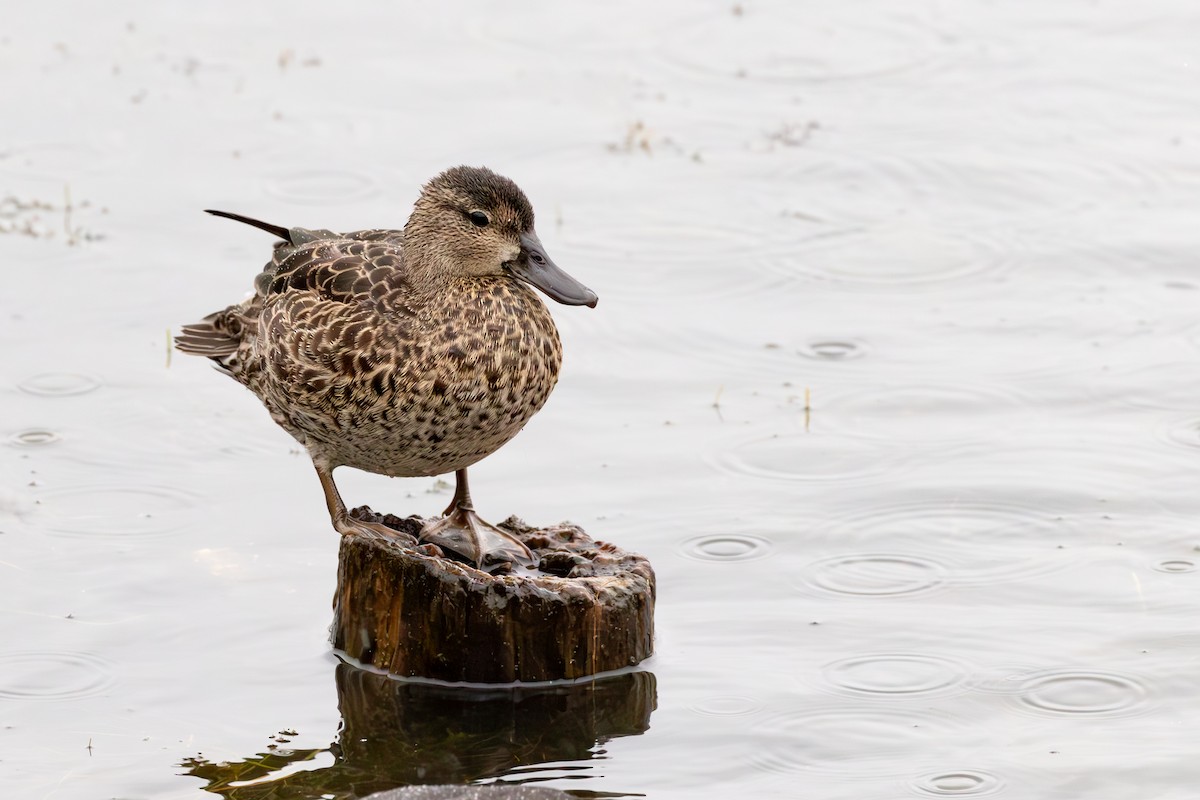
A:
[0, 186, 104, 245]
[606, 120, 697, 160]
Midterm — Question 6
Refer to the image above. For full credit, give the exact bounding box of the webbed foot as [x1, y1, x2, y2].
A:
[333, 510, 418, 545]
[420, 505, 535, 571]
[317, 462, 417, 545]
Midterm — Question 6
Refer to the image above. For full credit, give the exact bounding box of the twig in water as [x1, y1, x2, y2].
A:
[804, 387, 812, 431]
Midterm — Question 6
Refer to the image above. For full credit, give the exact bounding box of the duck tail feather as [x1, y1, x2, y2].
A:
[175, 322, 239, 357]
[204, 209, 291, 241]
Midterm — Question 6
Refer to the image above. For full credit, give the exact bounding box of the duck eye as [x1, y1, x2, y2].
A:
[467, 211, 489, 228]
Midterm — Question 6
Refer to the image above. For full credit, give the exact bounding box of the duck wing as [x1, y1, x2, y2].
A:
[258, 236, 409, 308]
[251, 231, 422, 408]
[177, 212, 410, 381]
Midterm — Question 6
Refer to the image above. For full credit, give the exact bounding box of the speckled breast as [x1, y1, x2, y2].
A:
[259, 280, 564, 477]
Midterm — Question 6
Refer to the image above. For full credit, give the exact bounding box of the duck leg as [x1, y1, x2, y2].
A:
[315, 463, 417, 544]
[420, 468, 537, 570]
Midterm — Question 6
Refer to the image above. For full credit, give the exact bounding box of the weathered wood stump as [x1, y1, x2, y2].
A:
[331, 508, 655, 682]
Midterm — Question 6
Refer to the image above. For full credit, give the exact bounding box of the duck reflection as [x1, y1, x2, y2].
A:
[182, 660, 656, 798]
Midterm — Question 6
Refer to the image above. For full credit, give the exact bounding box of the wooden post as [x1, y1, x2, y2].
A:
[331, 509, 655, 683]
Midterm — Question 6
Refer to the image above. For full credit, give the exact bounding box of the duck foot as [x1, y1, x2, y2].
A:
[421, 506, 536, 571]
[335, 510, 418, 545]
[316, 462, 418, 545]
[420, 467, 537, 571]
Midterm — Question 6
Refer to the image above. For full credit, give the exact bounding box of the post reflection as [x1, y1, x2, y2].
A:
[182, 660, 657, 799]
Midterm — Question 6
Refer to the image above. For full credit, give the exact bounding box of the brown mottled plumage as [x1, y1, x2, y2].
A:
[177, 166, 597, 569]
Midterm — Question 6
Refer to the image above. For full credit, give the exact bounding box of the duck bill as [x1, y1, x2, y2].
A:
[513, 232, 598, 308]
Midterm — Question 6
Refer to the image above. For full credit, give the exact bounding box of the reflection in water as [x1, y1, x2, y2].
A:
[182, 661, 656, 799]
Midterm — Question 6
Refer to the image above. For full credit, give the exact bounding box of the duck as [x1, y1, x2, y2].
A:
[176, 165, 597, 570]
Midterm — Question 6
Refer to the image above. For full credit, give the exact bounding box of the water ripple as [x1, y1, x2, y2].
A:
[797, 338, 870, 361]
[1154, 559, 1196, 573]
[749, 706, 966, 776]
[462, 5, 666, 56]
[72, 406, 295, 469]
[0, 651, 115, 701]
[966, 665, 1154, 718]
[35, 484, 199, 539]
[1158, 416, 1200, 450]
[564, 311, 813, 388]
[779, 224, 1014, 289]
[1090, 362, 1200, 412]
[689, 695, 763, 717]
[821, 382, 1028, 443]
[911, 769, 1005, 796]
[7, 428, 62, 447]
[1, 140, 125, 179]
[933, 439, 1200, 497]
[821, 653, 969, 698]
[1013, 669, 1150, 718]
[561, 218, 795, 302]
[799, 553, 947, 598]
[680, 534, 773, 563]
[746, 154, 1172, 235]
[813, 499, 1080, 587]
[655, 5, 946, 84]
[18, 373, 101, 397]
[263, 168, 380, 205]
[712, 433, 894, 484]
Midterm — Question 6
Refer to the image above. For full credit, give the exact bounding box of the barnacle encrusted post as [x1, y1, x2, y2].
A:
[331, 511, 656, 683]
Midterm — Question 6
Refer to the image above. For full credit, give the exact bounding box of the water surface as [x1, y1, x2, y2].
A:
[3, 1, 1200, 797]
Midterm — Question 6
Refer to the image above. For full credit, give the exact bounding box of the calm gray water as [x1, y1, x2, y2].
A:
[4, 1, 1200, 797]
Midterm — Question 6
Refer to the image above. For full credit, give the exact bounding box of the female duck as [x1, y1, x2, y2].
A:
[177, 166, 597, 569]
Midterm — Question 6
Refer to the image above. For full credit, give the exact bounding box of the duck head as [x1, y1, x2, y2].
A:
[406, 165, 598, 308]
